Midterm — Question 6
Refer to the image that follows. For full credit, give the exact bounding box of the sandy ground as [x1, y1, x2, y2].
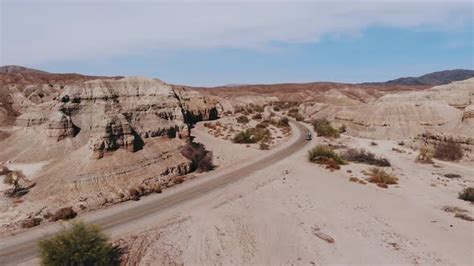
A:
[116, 127, 473, 265]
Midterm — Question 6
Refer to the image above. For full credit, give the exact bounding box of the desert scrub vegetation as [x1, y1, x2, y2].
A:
[236, 115, 249, 124]
[2, 167, 31, 197]
[458, 187, 474, 203]
[287, 108, 304, 121]
[433, 141, 464, 161]
[308, 145, 346, 170]
[312, 118, 340, 138]
[416, 146, 433, 164]
[277, 117, 290, 128]
[252, 113, 263, 120]
[181, 142, 215, 172]
[365, 167, 398, 188]
[259, 141, 270, 150]
[233, 127, 272, 144]
[39, 221, 121, 265]
[342, 148, 391, 167]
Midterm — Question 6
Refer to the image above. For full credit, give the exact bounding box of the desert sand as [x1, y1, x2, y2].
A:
[114, 122, 473, 265]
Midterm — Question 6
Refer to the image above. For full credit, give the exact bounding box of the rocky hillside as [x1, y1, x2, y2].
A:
[0, 70, 221, 230]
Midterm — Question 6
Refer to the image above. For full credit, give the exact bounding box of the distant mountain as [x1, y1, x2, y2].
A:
[0, 65, 48, 74]
[379, 69, 474, 86]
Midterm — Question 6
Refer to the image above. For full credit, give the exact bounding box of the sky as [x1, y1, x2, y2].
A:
[1, 0, 473, 86]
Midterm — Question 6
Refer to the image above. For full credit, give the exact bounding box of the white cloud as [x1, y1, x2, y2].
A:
[1, 0, 472, 65]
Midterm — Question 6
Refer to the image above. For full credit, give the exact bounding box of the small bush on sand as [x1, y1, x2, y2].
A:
[38, 221, 121, 266]
[252, 113, 263, 120]
[233, 130, 256, 144]
[256, 120, 269, 129]
[259, 142, 270, 150]
[339, 124, 347, 133]
[433, 141, 463, 161]
[458, 187, 474, 202]
[342, 148, 391, 167]
[416, 146, 433, 164]
[50, 207, 77, 221]
[236, 115, 249, 124]
[308, 145, 345, 170]
[181, 142, 215, 172]
[370, 141, 378, 146]
[312, 119, 340, 138]
[277, 117, 290, 128]
[366, 168, 398, 187]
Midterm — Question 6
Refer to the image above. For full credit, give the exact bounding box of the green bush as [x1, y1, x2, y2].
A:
[308, 145, 345, 165]
[459, 187, 474, 202]
[233, 130, 256, 143]
[38, 222, 121, 266]
[312, 119, 340, 138]
[233, 127, 271, 144]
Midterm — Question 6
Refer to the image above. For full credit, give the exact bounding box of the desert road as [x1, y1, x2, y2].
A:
[0, 120, 310, 265]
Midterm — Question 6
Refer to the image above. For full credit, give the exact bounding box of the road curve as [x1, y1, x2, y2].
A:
[0, 120, 309, 264]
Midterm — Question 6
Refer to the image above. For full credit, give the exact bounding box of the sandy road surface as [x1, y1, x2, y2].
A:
[0, 120, 309, 265]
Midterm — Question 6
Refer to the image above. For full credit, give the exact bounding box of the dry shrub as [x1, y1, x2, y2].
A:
[203, 122, 216, 130]
[342, 148, 391, 167]
[181, 142, 215, 172]
[308, 145, 345, 169]
[312, 119, 340, 138]
[256, 120, 270, 129]
[366, 168, 398, 186]
[454, 213, 474, 221]
[259, 142, 270, 150]
[370, 141, 378, 146]
[233, 127, 272, 144]
[392, 147, 405, 153]
[252, 113, 263, 120]
[287, 108, 304, 121]
[50, 207, 77, 221]
[434, 141, 464, 161]
[277, 117, 290, 128]
[236, 115, 249, 124]
[458, 187, 474, 202]
[349, 177, 360, 182]
[416, 146, 433, 164]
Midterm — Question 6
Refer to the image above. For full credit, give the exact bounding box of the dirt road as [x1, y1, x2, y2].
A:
[0, 120, 309, 265]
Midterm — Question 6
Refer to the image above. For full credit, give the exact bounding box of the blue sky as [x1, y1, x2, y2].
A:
[1, 1, 473, 86]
